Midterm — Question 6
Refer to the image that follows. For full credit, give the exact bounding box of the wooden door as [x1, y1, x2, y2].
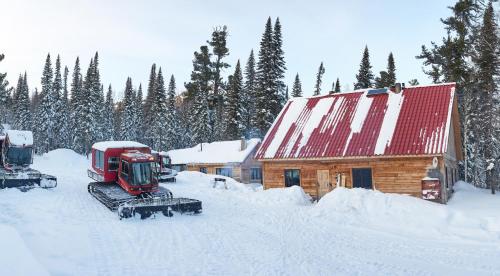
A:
[317, 170, 331, 197]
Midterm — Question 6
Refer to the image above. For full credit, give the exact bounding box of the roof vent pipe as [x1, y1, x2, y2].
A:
[395, 83, 402, 93]
[240, 138, 247, 151]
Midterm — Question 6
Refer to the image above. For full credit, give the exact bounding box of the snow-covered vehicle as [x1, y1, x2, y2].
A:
[0, 130, 57, 190]
[87, 141, 201, 219]
[152, 151, 177, 182]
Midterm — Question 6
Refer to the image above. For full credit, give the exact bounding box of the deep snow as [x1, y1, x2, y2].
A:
[0, 149, 499, 275]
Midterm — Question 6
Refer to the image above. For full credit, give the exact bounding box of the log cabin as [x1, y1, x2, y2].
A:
[255, 83, 462, 203]
[167, 139, 262, 184]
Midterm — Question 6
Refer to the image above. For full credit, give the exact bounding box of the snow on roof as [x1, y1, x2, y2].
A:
[256, 83, 456, 159]
[167, 139, 261, 164]
[6, 130, 33, 146]
[92, 141, 148, 151]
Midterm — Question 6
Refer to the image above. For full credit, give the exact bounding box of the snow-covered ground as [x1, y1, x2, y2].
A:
[0, 149, 499, 275]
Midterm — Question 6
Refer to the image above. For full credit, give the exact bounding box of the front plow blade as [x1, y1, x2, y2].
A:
[118, 197, 202, 219]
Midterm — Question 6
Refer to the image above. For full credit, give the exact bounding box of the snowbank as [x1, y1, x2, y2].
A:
[313, 185, 500, 240]
[0, 225, 49, 276]
[176, 171, 311, 206]
[32, 148, 90, 176]
[167, 139, 261, 164]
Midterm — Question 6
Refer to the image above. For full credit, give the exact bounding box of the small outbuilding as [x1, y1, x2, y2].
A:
[255, 83, 462, 203]
[167, 139, 262, 184]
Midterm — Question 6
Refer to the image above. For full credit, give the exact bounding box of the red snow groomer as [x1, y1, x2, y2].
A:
[87, 141, 201, 219]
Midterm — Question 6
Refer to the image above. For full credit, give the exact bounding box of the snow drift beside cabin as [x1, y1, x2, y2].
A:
[167, 139, 261, 164]
[5, 130, 33, 146]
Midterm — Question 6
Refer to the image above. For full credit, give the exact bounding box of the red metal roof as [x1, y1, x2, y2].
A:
[255, 83, 456, 160]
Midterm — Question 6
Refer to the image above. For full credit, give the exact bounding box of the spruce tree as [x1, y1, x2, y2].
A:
[150, 68, 169, 150]
[272, 17, 287, 107]
[375, 52, 396, 88]
[120, 77, 136, 141]
[354, 46, 374, 89]
[313, 62, 325, 96]
[70, 57, 84, 152]
[187, 46, 213, 144]
[225, 60, 243, 140]
[17, 73, 31, 130]
[36, 53, 56, 152]
[292, 73, 302, 97]
[334, 78, 341, 93]
[134, 84, 144, 142]
[474, 2, 499, 193]
[208, 26, 230, 140]
[417, 0, 482, 185]
[53, 55, 64, 148]
[30, 88, 40, 114]
[241, 50, 256, 138]
[103, 85, 115, 140]
[59, 66, 71, 148]
[165, 75, 180, 150]
[0, 53, 11, 131]
[253, 17, 275, 137]
[143, 64, 156, 145]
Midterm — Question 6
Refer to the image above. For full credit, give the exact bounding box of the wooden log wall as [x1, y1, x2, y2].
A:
[262, 157, 444, 200]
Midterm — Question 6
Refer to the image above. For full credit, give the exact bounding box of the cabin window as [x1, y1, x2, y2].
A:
[216, 168, 232, 177]
[284, 169, 300, 187]
[108, 157, 119, 171]
[250, 168, 262, 182]
[95, 150, 104, 170]
[199, 167, 208, 174]
[352, 168, 373, 189]
[172, 165, 186, 172]
[120, 160, 129, 180]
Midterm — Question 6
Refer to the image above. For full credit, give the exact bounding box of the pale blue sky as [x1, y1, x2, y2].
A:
[2, 0, 454, 99]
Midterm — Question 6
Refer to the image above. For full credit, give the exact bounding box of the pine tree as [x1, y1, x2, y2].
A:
[143, 64, 156, 145]
[0, 53, 11, 132]
[103, 85, 115, 140]
[90, 52, 103, 144]
[408, 79, 419, 86]
[70, 57, 84, 153]
[53, 55, 65, 148]
[165, 75, 180, 150]
[241, 50, 256, 138]
[12, 74, 31, 130]
[59, 66, 71, 148]
[474, 2, 499, 193]
[134, 84, 144, 142]
[30, 88, 40, 114]
[208, 26, 230, 140]
[333, 78, 341, 93]
[225, 60, 243, 140]
[375, 52, 396, 88]
[253, 17, 276, 137]
[355, 46, 374, 89]
[150, 68, 169, 150]
[292, 73, 302, 97]
[313, 62, 325, 96]
[416, 0, 482, 185]
[36, 53, 56, 153]
[187, 46, 213, 144]
[120, 77, 136, 141]
[272, 17, 287, 107]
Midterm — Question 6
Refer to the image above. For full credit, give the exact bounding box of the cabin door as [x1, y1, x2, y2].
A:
[317, 170, 331, 197]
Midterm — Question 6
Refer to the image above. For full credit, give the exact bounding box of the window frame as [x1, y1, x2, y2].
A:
[94, 150, 104, 170]
[250, 167, 262, 181]
[215, 167, 233, 177]
[284, 169, 301, 187]
[120, 160, 129, 180]
[108, 157, 120, 172]
[199, 167, 208, 174]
